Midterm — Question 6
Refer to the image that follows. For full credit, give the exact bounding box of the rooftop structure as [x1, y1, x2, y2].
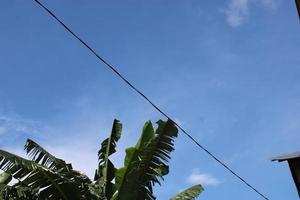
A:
[272, 151, 300, 198]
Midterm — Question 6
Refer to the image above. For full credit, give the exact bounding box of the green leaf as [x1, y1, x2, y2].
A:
[24, 139, 94, 199]
[0, 149, 83, 200]
[25, 139, 70, 170]
[93, 119, 122, 200]
[170, 185, 204, 200]
[0, 184, 39, 200]
[114, 119, 178, 200]
[0, 172, 12, 185]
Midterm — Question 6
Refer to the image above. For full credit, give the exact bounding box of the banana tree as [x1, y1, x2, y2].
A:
[0, 119, 203, 200]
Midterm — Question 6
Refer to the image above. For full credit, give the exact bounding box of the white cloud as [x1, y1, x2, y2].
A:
[225, 0, 250, 27]
[0, 126, 7, 135]
[1, 124, 127, 179]
[0, 93, 165, 179]
[260, 0, 279, 9]
[47, 144, 98, 178]
[0, 114, 43, 135]
[225, 150, 252, 165]
[187, 169, 221, 186]
[224, 0, 279, 27]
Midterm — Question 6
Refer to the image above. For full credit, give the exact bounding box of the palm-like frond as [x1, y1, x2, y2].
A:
[0, 172, 12, 185]
[0, 150, 84, 200]
[169, 184, 204, 200]
[0, 119, 204, 200]
[114, 119, 178, 200]
[24, 139, 94, 199]
[92, 119, 122, 199]
[0, 184, 39, 200]
[25, 139, 70, 170]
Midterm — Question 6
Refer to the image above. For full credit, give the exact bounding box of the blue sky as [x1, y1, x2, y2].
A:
[0, 0, 300, 199]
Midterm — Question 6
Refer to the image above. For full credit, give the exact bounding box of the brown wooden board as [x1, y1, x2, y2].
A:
[288, 159, 300, 197]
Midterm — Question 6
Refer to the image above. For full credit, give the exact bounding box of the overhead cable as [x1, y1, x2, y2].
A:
[32, 1, 270, 199]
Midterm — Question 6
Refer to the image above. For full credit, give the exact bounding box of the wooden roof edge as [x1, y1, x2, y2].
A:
[296, 0, 300, 20]
[271, 151, 300, 162]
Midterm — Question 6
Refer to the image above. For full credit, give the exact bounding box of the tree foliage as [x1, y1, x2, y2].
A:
[0, 119, 203, 200]
[170, 185, 204, 200]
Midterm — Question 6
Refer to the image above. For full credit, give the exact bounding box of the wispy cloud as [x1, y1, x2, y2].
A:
[260, 0, 279, 9]
[225, 150, 252, 165]
[0, 123, 123, 181]
[0, 126, 7, 135]
[225, 0, 250, 27]
[224, 0, 279, 27]
[0, 114, 43, 135]
[186, 169, 221, 186]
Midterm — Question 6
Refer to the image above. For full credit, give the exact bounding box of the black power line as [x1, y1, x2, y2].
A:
[32, 0, 270, 199]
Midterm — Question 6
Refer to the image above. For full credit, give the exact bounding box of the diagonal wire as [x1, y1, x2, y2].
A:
[31, 0, 270, 199]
